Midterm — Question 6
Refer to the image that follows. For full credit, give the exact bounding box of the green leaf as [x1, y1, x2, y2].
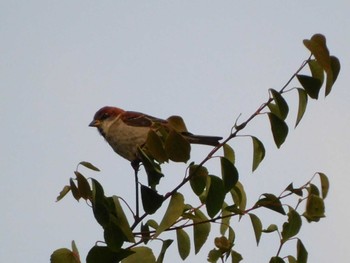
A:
[255, 193, 286, 215]
[268, 113, 289, 148]
[164, 130, 191, 162]
[297, 239, 308, 263]
[176, 228, 191, 260]
[220, 203, 230, 235]
[167, 115, 188, 132]
[138, 148, 164, 188]
[156, 239, 173, 263]
[269, 256, 286, 263]
[231, 250, 243, 263]
[69, 178, 80, 201]
[75, 171, 92, 200]
[79, 161, 100, 171]
[295, 88, 308, 127]
[297, 75, 322, 99]
[145, 130, 168, 163]
[193, 209, 211, 254]
[223, 144, 235, 164]
[303, 194, 325, 222]
[50, 248, 80, 263]
[269, 89, 289, 120]
[147, 219, 159, 229]
[56, 185, 71, 202]
[189, 164, 208, 196]
[207, 249, 222, 263]
[112, 196, 135, 243]
[281, 208, 302, 241]
[230, 181, 247, 211]
[325, 55, 341, 96]
[262, 224, 278, 233]
[220, 157, 239, 192]
[86, 246, 134, 263]
[308, 59, 324, 85]
[140, 185, 164, 215]
[91, 179, 110, 227]
[121, 247, 156, 263]
[104, 221, 125, 251]
[287, 256, 297, 263]
[154, 192, 184, 238]
[285, 183, 303, 197]
[249, 213, 262, 245]
[318, 172, 330, 199]
[206, 175, 226, 218]
[251, 136, 265, 171]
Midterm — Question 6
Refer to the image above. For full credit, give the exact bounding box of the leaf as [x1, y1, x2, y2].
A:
[145, 130, 168, 163]
[262, 224, 278, 233]
[206, 175, 226, 218]
[255, 193, 286, 215]
[303, 194, 325, 222]
[56, 185, 71, 202]
[231, 250, 243, 263]
[249, 213, 262, 245]
[86, 246, 134, 263]
[318, 172, 330, 199]
[295, 88, 308, 127]
[281, 208, 302, 241]
[287, 256, 297, 263]
[50, 248, 80, 263]
[207, 249, 222, 263]
[164, 130, 191, 162]
[297, 239, 308, 263]
[176, 228, 191, 260]
[193, 209, 211, 254]
[325, 55, 341, 96]
[79, 161, 100, 171]
[223, 144, 235, 164]
[154, 192, 184, 238]
[269, 89, 289, 120]
[220, 203, 230, 235]
[251, 136, 265, 171]
[141, 223, 151, 244]
[269, 256, 286, 263]
[121, 247, 156, 263]
[268, 113, 289, 148]
[138, 148, 164, 188]
[220, 157, 239, 192]
[230, 181, 247, 211]
[189, 164, 208, 196]
[297, 75, 322, 99]
[303, 34, 331, 72]
[285, 183, 303, 197]
[69, 178, 80, 201]
[147, 219, 159, 229]
[140, 185, 164, 214]
[112, 196, 135, 242]
[167, 115, 188, 132]
[308, 59, 324, 85]
[104, 221, 125, 251]
[75, 171, 92, 200]
[156, 239, 173, 263]
[91, 179, 110, 227]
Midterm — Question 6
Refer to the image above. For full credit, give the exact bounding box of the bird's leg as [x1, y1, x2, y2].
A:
[131, 160, 141, 221]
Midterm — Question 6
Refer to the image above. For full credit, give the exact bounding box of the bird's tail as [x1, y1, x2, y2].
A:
[182, 132, 222, 146]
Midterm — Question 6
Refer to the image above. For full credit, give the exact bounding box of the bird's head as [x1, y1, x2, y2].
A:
[89, 106, 125, 136]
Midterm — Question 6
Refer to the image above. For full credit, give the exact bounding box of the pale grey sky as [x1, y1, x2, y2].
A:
[1, 1, 349, 262]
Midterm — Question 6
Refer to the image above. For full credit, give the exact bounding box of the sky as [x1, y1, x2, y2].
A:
[1, 1, 350, 262]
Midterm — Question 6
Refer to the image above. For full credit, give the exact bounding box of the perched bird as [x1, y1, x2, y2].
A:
[89, 106, 222, 168]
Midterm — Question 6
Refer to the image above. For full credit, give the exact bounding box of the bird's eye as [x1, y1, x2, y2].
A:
[101, 113, 109, 120]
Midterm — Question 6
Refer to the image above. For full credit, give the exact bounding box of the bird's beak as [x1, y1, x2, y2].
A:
[89, 120, 100, 127]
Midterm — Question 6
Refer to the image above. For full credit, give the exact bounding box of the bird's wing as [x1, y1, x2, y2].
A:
[121, 111, 167, 127]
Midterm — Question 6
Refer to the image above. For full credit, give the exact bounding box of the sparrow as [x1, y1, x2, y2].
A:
[89, 106, 222, 167]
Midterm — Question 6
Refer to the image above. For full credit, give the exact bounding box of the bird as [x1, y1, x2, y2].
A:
[89, 106, 223, 168]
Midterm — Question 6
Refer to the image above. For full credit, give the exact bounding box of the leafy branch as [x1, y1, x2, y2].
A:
[52, 34, 340, 263]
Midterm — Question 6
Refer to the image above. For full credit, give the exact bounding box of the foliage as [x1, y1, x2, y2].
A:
[52, 34, 340, 263]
